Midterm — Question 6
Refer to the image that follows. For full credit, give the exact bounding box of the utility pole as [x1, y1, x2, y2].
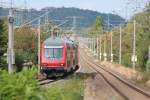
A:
[100, 36, 102, 61]
[87, 38, 89, 48]
[104, 34, 107, 61]
[88, 38, 90, 48]
[96, 37, 99, 59]
[103, 14, 110, 61]
[94, 38, 96, 55]
[89, 38, 91, 50]
[38, 19, 41, 73]
[8, 0, 15, 74]
[90, 38, 92, 51]
[119, 26, 122, 64]
[92, 38, 93, 52]
[132, 20, 137, 71]
[110, 31, 113, 62]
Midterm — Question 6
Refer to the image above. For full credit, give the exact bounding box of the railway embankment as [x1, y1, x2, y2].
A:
[100, 61, 150, 92]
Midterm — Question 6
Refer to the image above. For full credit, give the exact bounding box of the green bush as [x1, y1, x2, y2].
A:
[0, 67, 84, 100]
[0, 66, 44, 100]
[122, 53, 132, 67]
[0, 57, 7, 69]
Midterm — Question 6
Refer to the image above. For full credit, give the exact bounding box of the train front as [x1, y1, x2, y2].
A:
[40, 37, 66, 75]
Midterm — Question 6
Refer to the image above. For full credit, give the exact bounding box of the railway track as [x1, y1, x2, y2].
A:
[80, 55, 129, 100]
[38, 66, 80, 86]
[80, 47, 150, 100]
[38, 79, 56, 85]
[80, 57, 125, 100]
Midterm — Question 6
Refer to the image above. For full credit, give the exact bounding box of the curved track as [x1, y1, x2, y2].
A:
[80, 47, 150, 100]
[38, 66, 79, 86]
[38, 79, 59, 85]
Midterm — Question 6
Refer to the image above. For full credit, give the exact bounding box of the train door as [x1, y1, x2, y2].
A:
[70, 45, 73, 69]
[75, 45, 78, 65]
[72, 45, 76, 68]
[66, 45, 70, 69]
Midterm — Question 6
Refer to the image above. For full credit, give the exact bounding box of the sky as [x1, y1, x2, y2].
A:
[1, 0, 148, 19]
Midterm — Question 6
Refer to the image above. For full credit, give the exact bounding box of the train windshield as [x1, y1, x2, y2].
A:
[44, 46, 63, 60]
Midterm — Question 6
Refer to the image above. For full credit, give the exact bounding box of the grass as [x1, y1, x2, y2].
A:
[43, 75, 84, 100]
[42, 72, 92, 100]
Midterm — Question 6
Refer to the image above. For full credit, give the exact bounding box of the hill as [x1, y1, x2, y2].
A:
[0, 7, 125, 28]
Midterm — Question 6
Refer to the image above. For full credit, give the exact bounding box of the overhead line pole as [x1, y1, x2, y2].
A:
[38, 19, 41, 73]
[132, 20, 137, 71]
[104, 34, 107, 61]
[131, 0, 138, 71]
[94, 37, 96, 56]
[100, 36, 102, 61]
[110, 31, 113, 62]
[103, 14, 110, 61]
[96, 37, 99, 59]
[8, 0, 15, 74]
[119, 25, 122, 64]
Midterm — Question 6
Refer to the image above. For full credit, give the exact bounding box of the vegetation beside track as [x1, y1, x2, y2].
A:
[43, 74, 85, 100]
[0, 66, 86, 100]
[86, 1, 150, 80]
[0, 19, 7, 69]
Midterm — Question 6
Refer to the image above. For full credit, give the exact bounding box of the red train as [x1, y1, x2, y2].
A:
[40, 37, 79, 76]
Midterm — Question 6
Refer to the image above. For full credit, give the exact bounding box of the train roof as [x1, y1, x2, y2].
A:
[44, 37, 77, 46]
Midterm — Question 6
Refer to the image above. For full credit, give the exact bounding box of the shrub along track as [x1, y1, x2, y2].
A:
[80, 47, 150, 100]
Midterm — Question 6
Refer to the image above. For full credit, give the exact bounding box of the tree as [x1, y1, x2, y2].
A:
[90, 16, 104, 36]
[0, 19, 7, 68]
[111, 2, 150, 70]
[14, 26, 37, 69]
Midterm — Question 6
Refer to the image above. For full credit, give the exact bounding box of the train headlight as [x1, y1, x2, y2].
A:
[61, 64, 64, 66]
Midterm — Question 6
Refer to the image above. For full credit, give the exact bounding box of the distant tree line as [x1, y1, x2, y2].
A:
[88, 2, 150, 75]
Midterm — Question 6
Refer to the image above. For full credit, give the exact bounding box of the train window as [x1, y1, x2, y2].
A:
[44, 48, 63, 60]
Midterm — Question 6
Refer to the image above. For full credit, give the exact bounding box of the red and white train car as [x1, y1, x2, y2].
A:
[40, 37, 78, 75]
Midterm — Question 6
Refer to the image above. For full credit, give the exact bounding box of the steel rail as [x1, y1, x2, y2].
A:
[80, 48, 150, 99]
[80, 55, 129, 100]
